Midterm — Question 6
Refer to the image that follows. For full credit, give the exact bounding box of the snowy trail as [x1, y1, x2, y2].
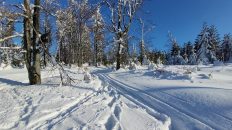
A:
[0, 67, 169, 130]
[97, 71, 232, 130]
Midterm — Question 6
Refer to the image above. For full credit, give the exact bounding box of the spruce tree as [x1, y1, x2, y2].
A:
[222, 34, 232, 62]
[208, 25, 220, 62]
[195, 23, 209, 64]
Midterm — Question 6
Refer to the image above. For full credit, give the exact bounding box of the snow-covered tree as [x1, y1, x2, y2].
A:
[195, 23, 220, 64]
[0, 4, 16, 47]
[105, 0, 143, 70]
[181, 41, 193, 60]
[22, 0, 42, 84]
[139, 18, 146, 65]
[82, 25, 92, 64]
[208, 25, 220, 62]
[222, 34, 232, 62]
[92, 6, 105, 66]
[195, 24, 209, 64]
[56, 0, 95, 66]
[168, 32, 180, 58]
[188, 48, 197, 65]
[40, 0, 58, 67]
[167, 32, 183, 65]
[172, 50, 186, 65]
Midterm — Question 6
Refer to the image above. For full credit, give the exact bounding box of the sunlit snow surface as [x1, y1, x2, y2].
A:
[95, 64, 232, 130]
[0, 66, 169, 130]
[1, 64, 232, 130]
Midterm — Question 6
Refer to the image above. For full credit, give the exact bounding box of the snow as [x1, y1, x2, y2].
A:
[1, 64, 232, 130]
[96, 64, 232, 130]
[0, 66, 167, 130]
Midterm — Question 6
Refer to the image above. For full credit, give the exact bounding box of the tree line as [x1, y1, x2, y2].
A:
[0, 0, 144, 84]
[1, 0, 232, 85]
[163, 23, 232, 65]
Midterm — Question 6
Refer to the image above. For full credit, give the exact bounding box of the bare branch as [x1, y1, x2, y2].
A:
[0, 33, 23, 43]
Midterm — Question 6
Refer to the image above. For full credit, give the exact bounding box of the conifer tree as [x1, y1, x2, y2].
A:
[222, 34, 232, 62]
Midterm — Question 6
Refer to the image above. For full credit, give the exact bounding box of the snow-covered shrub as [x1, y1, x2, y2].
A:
[188, 49, 197, 65]
[129, 62, 138, 70]
[191, 66, 198, 73]
[84, 72, 92, 83]
[154, 68, 193, 80]
[136, 60, 141, 66]
[198, 73, 213, 80]
[184, 69, 192, 75]
[148, 62, 156, 70]
[208, 73, 213, 79]
[111, 63, 117, 70]
[142, 55, 150, 65]
[157, 57, 162, 65]
[172, 51, 186, 65]
[11, 52, 24, 68]
[121, 64, 128, 70]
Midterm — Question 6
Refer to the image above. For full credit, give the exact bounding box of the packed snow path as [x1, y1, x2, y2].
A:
[95, 65, 232, 130]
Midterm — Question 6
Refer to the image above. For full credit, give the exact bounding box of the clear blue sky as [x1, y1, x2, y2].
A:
[5, 0, 232, 51]
[140, 0, 232, 50]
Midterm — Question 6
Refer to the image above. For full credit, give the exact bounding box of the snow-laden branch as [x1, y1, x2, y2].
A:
[0, 46, 22, 49]
[0, 33, 23, 42]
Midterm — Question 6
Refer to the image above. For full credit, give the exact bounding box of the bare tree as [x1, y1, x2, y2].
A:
[56, 0, 96, 66]
[92, 6, 105, 66]
[23, 0, 41, 85]
[105, 0, 143, 70]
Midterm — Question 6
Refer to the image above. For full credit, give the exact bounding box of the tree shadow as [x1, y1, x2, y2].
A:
[0, 78, 28, 86]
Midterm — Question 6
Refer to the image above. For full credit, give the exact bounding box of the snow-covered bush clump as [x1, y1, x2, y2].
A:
[189, 66, 198, 73]
[188, 49, 197, 65]
[121, 64, 129, 70]
[148, 62, 156, 70]
[154, 68, 193, 81]
[84, 72, 92, 83]
[129, 62, 138, 70]
[136, 60, 141, 66]
[156, 57, 163, 68]
[198, 73, 213, 80]
[172, 51, 186, 65]
[142, 55, 150, 65]
[111, 63, 117, 70]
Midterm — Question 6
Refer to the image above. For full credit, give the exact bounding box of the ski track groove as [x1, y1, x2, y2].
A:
[214, 113, 232, 123]
[98, 73, 216, 130]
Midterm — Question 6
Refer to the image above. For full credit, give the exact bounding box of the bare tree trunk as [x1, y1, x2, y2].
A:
[23, 0, 33, 84]
[116, 42, 121, 70]
[94, 39, 98, 66]
[31, 0, 41, 84]
[43, 14, 49, 67]
[78, 22, 83, 67]
[24, 0, 41, 85]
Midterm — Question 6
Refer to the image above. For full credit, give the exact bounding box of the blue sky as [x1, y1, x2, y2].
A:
[4, 0, 232, 51]
[140, 0, 232, 50]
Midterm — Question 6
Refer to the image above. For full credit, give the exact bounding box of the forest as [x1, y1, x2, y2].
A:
[1, 1, 232, 130]
[1, 0, 232, 84]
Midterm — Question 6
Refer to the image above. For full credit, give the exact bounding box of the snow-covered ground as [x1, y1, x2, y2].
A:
[1, 64, 232, 130]
[94, 64, 232, 130]
[0, 66, 169, 130]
